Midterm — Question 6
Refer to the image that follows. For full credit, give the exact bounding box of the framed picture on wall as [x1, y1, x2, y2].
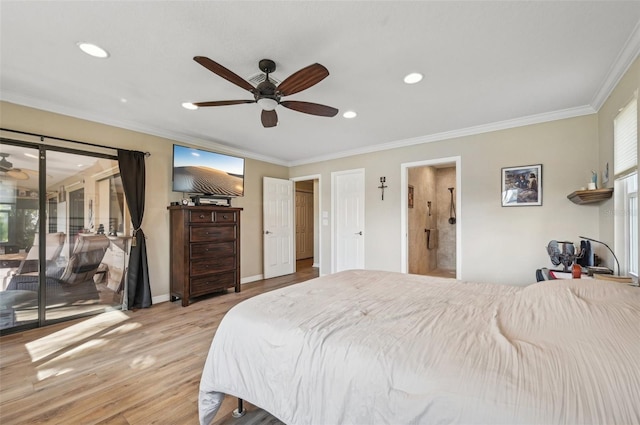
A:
[501, 164, 542, 207]
[408, 185, 414, 208]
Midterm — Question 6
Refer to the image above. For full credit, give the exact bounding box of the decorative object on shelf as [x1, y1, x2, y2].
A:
[590, 170, 598, 189]
[501, 164, 542, 207]
[579, 235, 620, 276]
[602, 162, 609, 185]
[408, 185, 414, 208]
[448, 187, 456, 224]
[96, 224, 105, 235]
[567, 188, 613, 204]
[378, 177, 387, 201]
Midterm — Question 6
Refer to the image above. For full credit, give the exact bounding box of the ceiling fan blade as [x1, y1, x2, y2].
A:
[194, 100, 255, 107]
[194, 56, 255, 93]
[6, 169, 29, 180]
[280, 101, 338, 117]
[261, 110, 278, 128]
[277, 63, 329, 96]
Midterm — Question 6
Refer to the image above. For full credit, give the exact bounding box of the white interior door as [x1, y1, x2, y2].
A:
[332, 169, 365, 272]
[263, 177, 294, 279]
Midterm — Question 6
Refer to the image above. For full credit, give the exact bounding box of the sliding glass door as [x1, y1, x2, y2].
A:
[0, 140, 127, 334]
[0, 144, 40, 330]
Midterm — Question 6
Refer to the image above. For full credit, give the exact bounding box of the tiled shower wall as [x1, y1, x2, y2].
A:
[408, 165, 456, 274]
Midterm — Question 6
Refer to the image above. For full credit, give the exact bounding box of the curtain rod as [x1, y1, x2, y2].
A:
[0, 127, 151, 157]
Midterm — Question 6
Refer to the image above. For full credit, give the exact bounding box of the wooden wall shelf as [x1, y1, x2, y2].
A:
[567, 188, 613, 204]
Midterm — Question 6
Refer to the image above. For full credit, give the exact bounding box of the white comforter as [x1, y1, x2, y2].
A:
[199, 270, 640, 425]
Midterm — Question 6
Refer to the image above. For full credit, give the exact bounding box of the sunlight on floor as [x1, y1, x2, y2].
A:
[130, 354, 157, 370]
[25, 310, 131, 363]
[37, 338, 109, 380]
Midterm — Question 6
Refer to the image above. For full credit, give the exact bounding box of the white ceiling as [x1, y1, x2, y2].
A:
[1, 1, 639, 166]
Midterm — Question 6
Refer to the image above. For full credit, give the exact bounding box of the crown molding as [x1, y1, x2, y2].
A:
[591, 19, 640, 111]
[288, 105, 596, 167]
[0, 93, 289, 166]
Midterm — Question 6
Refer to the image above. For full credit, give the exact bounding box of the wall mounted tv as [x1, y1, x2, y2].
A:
[172, 145, 245, 197]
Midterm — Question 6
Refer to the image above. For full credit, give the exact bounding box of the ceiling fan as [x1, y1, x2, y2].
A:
[0, 153, 30, 180]
[192, 57, 339, 128]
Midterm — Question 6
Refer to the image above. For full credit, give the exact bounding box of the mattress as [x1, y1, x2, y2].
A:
[199, 270, 640, 424]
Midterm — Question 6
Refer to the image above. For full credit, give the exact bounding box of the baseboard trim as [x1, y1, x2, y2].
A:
[241, 274, 264, 284]
[150, 276, 262, 305]
[152, 294, 170, 304]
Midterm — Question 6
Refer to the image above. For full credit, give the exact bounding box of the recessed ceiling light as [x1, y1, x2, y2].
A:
[120, 98, 128, 104]
[403, 72, 423, 84]
[182, 102, 198, 110]
[77, 42, 109, 58]
[343, 110, 357, 119]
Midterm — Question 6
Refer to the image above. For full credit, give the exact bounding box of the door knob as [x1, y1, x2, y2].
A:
[355, 231, 363, 235]
[265, 230, 272, 234]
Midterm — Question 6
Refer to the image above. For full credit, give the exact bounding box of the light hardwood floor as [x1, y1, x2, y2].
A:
[0, 260, 317, 425]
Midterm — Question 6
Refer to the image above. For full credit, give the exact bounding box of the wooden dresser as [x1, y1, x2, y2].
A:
[168, 205, 242, 306]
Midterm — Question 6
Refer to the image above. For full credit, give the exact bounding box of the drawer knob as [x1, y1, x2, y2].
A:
[223, 215, 228, 219]
[199, 214, 205, 219]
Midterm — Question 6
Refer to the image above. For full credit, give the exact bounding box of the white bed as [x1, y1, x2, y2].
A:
[199, 270, 640, 425]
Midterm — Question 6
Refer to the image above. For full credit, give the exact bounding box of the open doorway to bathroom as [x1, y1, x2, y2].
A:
[402, 157, 460, 279]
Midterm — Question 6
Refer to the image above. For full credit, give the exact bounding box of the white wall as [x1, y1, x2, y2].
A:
[0, 102, 289, 301]
[1, 56, 636, 292]
[290, 114, 600, 285]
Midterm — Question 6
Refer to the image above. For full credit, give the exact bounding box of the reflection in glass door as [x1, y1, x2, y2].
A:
[1, 141, 126, 333]
[0, 144, 40, 330]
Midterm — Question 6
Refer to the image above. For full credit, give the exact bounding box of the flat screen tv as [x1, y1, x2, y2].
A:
[172, 145, 245, 197]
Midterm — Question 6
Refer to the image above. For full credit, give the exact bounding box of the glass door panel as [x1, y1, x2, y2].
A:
[1, 141, 125, 333]
[0, 143, 40, 331]
[43, 150, 125, 323]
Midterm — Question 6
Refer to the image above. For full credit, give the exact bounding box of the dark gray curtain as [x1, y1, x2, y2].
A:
[117, 149, 152, 309]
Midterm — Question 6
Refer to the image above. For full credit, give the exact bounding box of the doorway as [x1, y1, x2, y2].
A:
[292, 175, 321, 274]
[401, 157, 461, 278]
[0, 140, 126, 334]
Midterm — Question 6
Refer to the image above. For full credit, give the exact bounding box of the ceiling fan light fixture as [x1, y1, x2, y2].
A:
[182, 102, 198, 110]
[404, 72, 423, 84]
[257, 97, 279, 111]
[77, 42, 109, 58]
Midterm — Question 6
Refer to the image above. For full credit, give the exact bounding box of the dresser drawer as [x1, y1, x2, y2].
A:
[190, 271, 236, 296]
[190, 256, 235, 276]
[214, 210, 237, 223]
[190, 225, 235, 242]
[190, 241, 235, 259]
[189, 210, 214, 223]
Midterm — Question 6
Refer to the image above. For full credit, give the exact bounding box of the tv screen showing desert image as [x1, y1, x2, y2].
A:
[172, 145, 244, 196]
